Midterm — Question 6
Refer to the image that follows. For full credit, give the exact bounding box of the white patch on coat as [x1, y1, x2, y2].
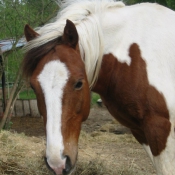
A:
[152, 123, 175, 175]
[102, 3, 175, 116]
[38, 60, 69, 169]
[142, 144, 154, 166]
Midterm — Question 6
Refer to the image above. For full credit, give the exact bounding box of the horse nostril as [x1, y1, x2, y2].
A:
[62, 156, 72, 175]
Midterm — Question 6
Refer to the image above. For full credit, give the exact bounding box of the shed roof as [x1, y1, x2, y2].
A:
[0, 38, 26, 54]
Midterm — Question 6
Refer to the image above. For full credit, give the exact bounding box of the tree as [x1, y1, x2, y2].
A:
[0, 0, 58, 39]
[0, 0, 59, 130]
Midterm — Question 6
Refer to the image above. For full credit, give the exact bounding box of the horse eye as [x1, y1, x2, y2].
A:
[75, 80, 83, 90]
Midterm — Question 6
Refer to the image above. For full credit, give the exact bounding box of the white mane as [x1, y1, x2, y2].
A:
[24, 0, 125, 88]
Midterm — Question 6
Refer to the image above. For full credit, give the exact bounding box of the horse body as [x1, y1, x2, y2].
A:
[22, 1, 175, 175]
[96, 4, 175, 173]
[92, 44, 173, 174]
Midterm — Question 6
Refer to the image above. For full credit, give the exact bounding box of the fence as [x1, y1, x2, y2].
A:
[0, 99, 40, 117]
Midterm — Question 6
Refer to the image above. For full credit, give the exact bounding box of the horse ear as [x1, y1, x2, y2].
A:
[24, 24, 39, 42]
[63, 19, 78, 48]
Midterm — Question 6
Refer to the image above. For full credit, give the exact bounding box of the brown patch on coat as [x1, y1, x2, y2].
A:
[92, 43, 171, 156]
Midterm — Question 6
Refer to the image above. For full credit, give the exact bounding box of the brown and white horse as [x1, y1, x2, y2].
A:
[22, 1, 175, 174]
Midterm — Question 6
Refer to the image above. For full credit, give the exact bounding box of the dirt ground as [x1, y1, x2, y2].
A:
[10, 106, 156, 175]
[11, 106, 130, 137]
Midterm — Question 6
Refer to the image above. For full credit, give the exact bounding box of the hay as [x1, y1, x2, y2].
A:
[0, 127, 153, 175]
[0, 131, 112, 175]
[0, 131, 50, 175]
[73, 160, 112, 175]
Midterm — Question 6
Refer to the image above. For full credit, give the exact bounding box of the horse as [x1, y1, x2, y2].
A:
[22, 0, 175, 174]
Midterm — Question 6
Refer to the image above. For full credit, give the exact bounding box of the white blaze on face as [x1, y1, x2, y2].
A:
[38, 60, 69, 169]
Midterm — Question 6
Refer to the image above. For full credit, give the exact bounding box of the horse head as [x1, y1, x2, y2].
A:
[23, 20, 90, 175]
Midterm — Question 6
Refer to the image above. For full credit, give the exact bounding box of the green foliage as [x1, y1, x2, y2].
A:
[126, 0, 175, 10]
[166, 0, 175, 10]
[4, 49, 23, 83]
[0, 0, 59, 97]
[3, 121, 13, 130]
[91, 93, 100, 106]
[0, 0, 59, 82]
[0, 0, 58, 39]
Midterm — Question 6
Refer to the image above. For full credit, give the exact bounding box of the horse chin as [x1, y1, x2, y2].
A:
[44, 157, 55, 173]
[44, 156, 76, 175]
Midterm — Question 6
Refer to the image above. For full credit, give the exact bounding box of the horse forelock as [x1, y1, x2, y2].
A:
[22, 37, 62, 79]
[23, 0, 125, 87]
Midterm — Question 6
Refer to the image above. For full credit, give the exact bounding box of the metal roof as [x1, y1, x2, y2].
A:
[0, 38, 26, 54]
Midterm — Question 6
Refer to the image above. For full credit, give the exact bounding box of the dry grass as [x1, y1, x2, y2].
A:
[73, 160, 112, 175]
[0, 127, 154, 175]
[0, 130, 113, 175]
[0, 131, 50, 175]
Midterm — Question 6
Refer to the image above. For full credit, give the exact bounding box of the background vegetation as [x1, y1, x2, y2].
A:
[126, 0, 175, 9]
[0, 0, 59, 129]
[0, 0, 59, 96]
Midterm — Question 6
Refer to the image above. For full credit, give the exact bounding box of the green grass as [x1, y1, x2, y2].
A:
[91, 92, 100, 106]
[19, 90, 100, 106]
[19, 89, 36, 99]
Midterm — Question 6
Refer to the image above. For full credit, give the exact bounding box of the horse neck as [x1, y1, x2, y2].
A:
[91, 53, 116, 98]
[78, 17, 104, 88]
[91, 6, 137, 94]
[87, 10, 122, 92]
[80, 8, 125, 88]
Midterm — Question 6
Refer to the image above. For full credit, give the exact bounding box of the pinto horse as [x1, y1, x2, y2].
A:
[22, 0, 175, 174]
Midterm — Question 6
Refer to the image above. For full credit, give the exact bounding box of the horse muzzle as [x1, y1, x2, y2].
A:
[44, 155, 73, 175]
